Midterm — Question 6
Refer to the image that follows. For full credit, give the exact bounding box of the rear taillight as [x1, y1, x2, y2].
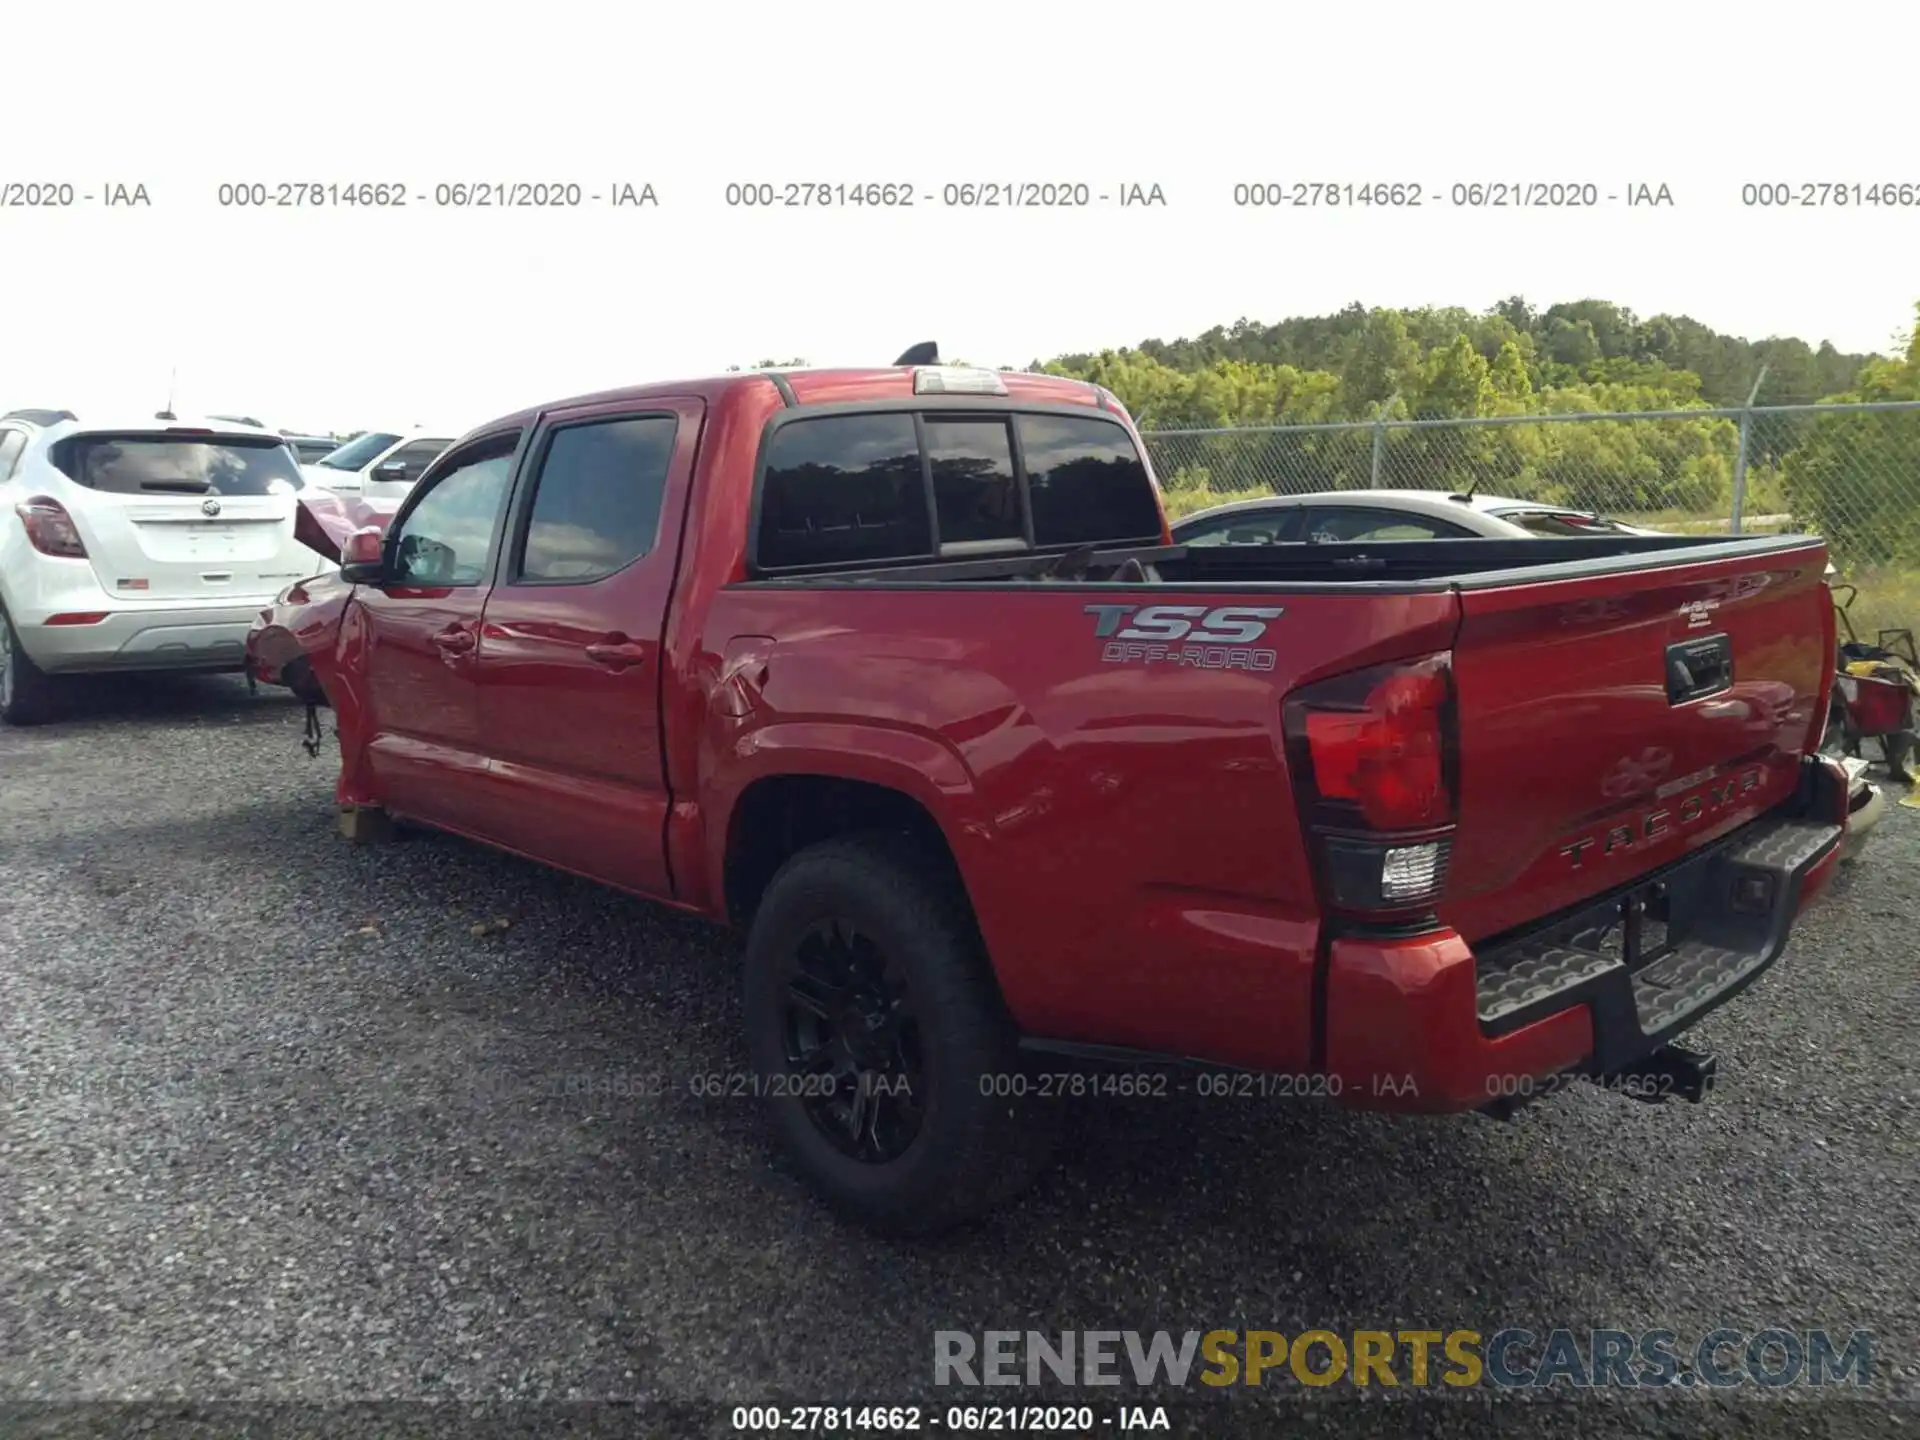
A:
[16, 496, 87, 558]
[1284, 653, 1459, 919]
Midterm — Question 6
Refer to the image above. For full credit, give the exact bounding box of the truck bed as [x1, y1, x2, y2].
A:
[736, 531, 1809, 591]
[712, 529, 1834, 1070]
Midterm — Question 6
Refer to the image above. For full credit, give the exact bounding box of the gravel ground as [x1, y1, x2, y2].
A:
[0, 676, 1915, 1439]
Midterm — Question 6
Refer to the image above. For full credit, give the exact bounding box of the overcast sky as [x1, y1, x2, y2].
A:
[4, 0, 1916, 434]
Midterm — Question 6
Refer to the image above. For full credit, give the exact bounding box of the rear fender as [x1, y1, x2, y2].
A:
[694, 718, 986, 919]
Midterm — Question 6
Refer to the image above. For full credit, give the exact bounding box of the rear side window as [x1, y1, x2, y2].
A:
[517, 415, 678, 581]
[1016, 414, 1162, 547]
[50, 434, 306, 495]
[1179, 507, 1296, 546]
[753, 408, 1160, 572]
[757, 413, 929, 569]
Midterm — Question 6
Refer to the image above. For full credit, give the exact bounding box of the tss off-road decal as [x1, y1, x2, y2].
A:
[1084, 604, 1285, 671]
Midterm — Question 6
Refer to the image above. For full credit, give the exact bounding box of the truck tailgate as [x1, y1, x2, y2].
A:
[1441, 538, 1833, 943]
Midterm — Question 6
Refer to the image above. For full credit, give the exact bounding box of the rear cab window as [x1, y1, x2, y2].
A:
[49, 432, 306, 496]
[1018, 413, 1163, 547]
[757, 413, 927, 570]
[926, 417, 1023, 551]
[752, 406, 1160, 573]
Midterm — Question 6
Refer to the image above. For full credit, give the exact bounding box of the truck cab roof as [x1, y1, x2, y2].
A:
[469, 365, 1113, 442]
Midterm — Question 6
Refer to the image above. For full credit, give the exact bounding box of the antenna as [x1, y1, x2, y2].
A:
[894, 342, 939, 366]
[156, 366, 178, 422]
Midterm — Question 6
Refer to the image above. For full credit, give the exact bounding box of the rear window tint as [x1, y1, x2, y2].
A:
[926, 417, 1022, 547]
[754, 408, 1163, 572]
[757, 413, 930, 569]
[51, 434, 305, 495]
[1017, 414, 1162, 546]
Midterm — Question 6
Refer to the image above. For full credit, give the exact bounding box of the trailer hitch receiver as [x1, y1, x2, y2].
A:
[1605, 1043, 1717, 1105]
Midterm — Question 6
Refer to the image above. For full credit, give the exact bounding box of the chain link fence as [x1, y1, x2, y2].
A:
[1140, 401, 1920, 571]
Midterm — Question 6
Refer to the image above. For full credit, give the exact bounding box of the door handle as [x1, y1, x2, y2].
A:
[585, 638, 649, 668]
[431, 626, 476, 655]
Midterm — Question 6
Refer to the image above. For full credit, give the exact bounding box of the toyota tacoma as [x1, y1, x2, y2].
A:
[248, 352, 1850, 1235]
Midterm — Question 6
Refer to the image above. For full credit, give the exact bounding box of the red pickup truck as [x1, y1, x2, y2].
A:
[251, 357, 1849, 1235]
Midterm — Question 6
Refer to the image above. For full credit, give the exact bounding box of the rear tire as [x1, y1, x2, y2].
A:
[741, 834, 1057, 1236]
[0, 602, 61, 726]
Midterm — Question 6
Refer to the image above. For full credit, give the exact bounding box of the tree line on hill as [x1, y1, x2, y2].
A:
[1033, 298, 1877, 429]
[734, 301, 1920, 561]
[1033, 299, 1920, 562]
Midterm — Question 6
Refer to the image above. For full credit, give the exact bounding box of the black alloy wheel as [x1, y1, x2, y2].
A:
[779, 916, 926, 1162]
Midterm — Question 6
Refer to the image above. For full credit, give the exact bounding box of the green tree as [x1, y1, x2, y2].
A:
[1338, 309, 1423, 415]
[1489, 341, 1533, 404]
[1415, 335, 1496, 418]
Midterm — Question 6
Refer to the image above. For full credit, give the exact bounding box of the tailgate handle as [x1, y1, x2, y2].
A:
[1666, 633, 1733, 704]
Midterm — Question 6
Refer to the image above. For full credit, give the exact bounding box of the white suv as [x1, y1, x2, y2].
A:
[302, 429, 454, 502]
[0, 410, 331, 725]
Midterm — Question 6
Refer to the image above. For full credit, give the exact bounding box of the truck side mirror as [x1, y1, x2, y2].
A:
[338, 526, 388, 584]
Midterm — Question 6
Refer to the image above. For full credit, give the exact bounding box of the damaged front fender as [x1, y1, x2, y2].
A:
[247, 568, 356, 702]
[250, 489, 401, 698]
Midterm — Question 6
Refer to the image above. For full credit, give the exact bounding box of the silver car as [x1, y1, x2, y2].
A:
[1170, 488, 1665, 546]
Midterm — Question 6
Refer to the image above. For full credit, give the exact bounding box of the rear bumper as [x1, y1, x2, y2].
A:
[1321, 757, 1847, 1113]
[18, 601, 267, 674]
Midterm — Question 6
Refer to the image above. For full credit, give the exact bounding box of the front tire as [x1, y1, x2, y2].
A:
[742, 835, 1056, 1236]
[0, 602, 61, 726]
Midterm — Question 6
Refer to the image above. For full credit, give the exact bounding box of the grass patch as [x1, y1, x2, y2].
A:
[1835, 566, 1920, 652]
